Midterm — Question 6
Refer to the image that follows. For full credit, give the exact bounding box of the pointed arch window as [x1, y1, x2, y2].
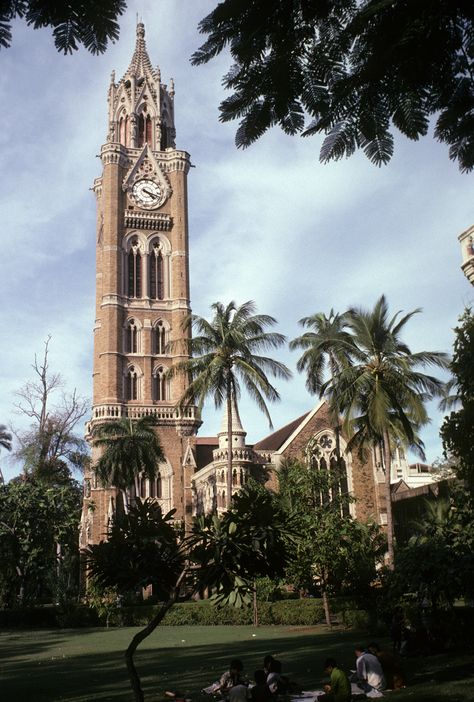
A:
[126, 365, 139, 400]
[119, 115, 129, 146]
[125, 319, 138, 354]
[153, 320, 167, 355]
[128, 240, 142, 298]
[149, 241, 164, 299]
[308, 432, 350, 515]
[152, 366, 168, 402]
[156, 472, 162, 499]
[140, 476, 147, 499]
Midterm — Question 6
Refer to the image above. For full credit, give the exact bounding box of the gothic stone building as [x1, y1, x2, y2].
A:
[80, 26, 430, 548]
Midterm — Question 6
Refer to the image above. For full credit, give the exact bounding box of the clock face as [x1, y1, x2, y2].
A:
[131, 179, 162, 209]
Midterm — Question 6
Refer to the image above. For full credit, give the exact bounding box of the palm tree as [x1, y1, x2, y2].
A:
[290, 310, 353, 496]
[170, 300, 291, 508]
[0, 425, 12, 453]
[91, 416, 165, 502]
[0, 424, 12, 484]
[323, 295, 449, 567]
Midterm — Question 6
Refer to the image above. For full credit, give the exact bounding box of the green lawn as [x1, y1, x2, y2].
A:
[0, 626, 473, 702]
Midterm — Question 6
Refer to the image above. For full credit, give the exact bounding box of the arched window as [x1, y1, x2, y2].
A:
[156, 472, 162, 499]
[119, 115, 129, 146]
[125, 319, 138, 354]
[149, 241, 164, 299]
[232, 469, 237, 486]
[153, 320, 167, 355]
[138, 114, 145, 147]
[239, 469, 244, 485]
[152, 366, 168, 401]
[145, 115, 152, 144]
[307, 432, 351, 515]
[128, 240, 142, 298]
[126, 365, 139, 400]
[140, 476, 147, 499]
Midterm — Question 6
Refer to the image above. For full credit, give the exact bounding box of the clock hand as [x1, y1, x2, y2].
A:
[143, 188, 157, 198]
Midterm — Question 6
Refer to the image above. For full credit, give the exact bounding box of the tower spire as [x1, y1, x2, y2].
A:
[126, 21, 155, 79]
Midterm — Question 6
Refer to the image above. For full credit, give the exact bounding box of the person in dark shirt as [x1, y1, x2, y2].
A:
[251, 669, 273, 702]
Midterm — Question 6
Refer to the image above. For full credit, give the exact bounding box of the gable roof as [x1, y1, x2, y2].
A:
[253, 412, 310, 451]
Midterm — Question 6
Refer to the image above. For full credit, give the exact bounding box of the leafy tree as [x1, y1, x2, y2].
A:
[191, 0, 474, 171]
[169, 300, 290, 507]
[0, 0, 126, 54]
[0, 478, 82, 606]
[323, 295, 449, 567]
[441, 308, 474, 492]
[13, 337, 89, 484]
[91, 415, 165, 494]
[388, 485, 474, 615]
[278, 459, 385, 626]
[86, 482, 294, 702]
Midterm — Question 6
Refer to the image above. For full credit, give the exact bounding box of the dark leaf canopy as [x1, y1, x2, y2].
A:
[92, 416, 165, 490]
[0, 0, 126, 54]
[322, 294, 450, 452]
[86, 498, 184, 596]
[192, 0, 474, 171]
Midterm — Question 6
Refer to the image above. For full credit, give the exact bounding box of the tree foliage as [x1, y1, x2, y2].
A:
[278, 459, 385, 618]
[192, 0, 474, 171]
[388, 486, 474, 609]
[91, 416, 165, 491]
[0, 0, 126, 54]
[441, 308, 474, 492]
[0, 478, 82, 607]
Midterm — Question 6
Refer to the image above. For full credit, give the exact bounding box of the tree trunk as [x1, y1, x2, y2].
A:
[252, 580, 259, 627]
[382, 430, 395, 569]
[322, 587, 332, 628]
[226, 384, 233, 509]
[124, 569, 186, 702]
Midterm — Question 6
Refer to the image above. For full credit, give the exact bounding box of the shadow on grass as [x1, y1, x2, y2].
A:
[1, 627, 473, 702]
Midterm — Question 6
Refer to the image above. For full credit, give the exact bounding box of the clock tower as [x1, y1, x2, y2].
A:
[80, 23, 201, 548]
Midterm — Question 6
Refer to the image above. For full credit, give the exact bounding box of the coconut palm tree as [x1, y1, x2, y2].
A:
[169, 300, 291, 508]
[0, 425, 12, 453]
[91, 416, 165, 499]
[323, 295, 449, 567]
[290, 310, 353, 496]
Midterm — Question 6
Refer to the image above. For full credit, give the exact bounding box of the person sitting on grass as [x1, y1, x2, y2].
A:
[202, 659, 245, 696]
[251, 669, 273, 702]
[367, 643, 405, 690]
[353, 645, 386, 696]
[317, 658, 351, 702]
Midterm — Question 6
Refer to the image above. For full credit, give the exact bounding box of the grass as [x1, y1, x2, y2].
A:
[0, 625, 473, 702]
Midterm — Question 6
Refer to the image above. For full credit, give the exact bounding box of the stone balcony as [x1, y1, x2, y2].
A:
[87, 403, 201, 436]
[459, 224, 474, 286]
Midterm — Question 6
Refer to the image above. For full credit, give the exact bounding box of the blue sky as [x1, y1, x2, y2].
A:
[1, 0, 473, 481]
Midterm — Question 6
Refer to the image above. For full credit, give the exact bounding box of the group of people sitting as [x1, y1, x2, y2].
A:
[203, 655, 289, 701]
[203, 643, 405, 702]
[318, 643, 405, 701]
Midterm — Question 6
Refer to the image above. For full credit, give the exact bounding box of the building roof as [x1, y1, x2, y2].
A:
[194, 437, 218, 471]
[253, 412, 310, 451]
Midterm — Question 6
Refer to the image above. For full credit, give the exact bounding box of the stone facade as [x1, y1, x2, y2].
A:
[80, 24, 200, 550]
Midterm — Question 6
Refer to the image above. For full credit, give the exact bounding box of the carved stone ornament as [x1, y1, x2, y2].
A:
[122, 144, 172, 210]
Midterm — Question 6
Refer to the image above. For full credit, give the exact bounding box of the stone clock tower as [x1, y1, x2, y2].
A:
[80, 24, 201, 548]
